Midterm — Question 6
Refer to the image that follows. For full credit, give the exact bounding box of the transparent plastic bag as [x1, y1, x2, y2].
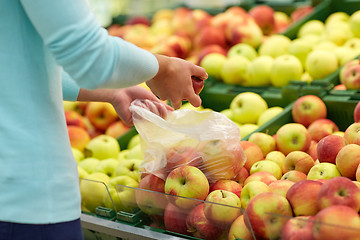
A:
[129, 99, 246, 183]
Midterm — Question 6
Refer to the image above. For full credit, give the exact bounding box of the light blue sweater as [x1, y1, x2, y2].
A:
[0, 0, 159, 224]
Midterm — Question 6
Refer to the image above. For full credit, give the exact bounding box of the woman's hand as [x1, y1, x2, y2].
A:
[146, 54, 208, 109]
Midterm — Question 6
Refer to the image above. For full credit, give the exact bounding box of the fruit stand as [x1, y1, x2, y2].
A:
[64, 0, 360, 239]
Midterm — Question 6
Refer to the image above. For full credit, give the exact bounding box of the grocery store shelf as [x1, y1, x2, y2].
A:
[81, 214, 188, 240]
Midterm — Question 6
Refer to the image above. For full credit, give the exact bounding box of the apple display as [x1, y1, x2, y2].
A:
[268, 179, 295, 198]
[283, 151, 315, 175]
[220, 55, 251, 85]
[335, 143, 360, 180]
[250, 160, 282, 180]
[275, 123, 312, 155]
[317, 176, 360, 212]
[312, 205, 360, 240]
[291, 95, 327, 127]
[241, 180, 270, 209]
[204, 190, 242, 225]
[317, 134, 347, 164]
[281, 170, 307, 182]
[307, 118, 339, 142]
[239, 141, 264, 172]
[245, 192, 293, 240]
[103, 175, 139, 212]
[270, 54, 303, 87]
[243, 171, 277, 186]
[230, 92, 268, 124]
[248, 132, 276, 156]
[246, 55, 274, 87]
[164, 166, 209, 209]
[281, 216, 315, 240]
[286, 179, 323, 216]
[84, 134, 120, 160]
[305, 50, 338, 80]
[307, 162, 341, 180]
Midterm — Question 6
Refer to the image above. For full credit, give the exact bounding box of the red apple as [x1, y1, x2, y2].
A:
[317, 134, 348, 164]
[67, 125, 91, 151]
[307, 140, 318, 161]
[286, 179, 323, 216]
[164, 203, 190, 235]
[344, 122, 360, 145]
[105, 120, 130, 139]
[291, 95, 327, 127]
[192, 76, 204, 95]
[281, 216, 315, 240]
[196, 44, 227, 65]
[317, 176, 360, 212]
[249, 5, 275, 35]
[312, 205, 360, 240]
[291, 5, 314, 22]
[164, 166, 209, 209]
[281, 170, 308, 182]
[125, 16, 151, 26]
[186, 204, 225, 240]
[307, 118, 339, 142]
[245, 192, 293, 239]
[340, 64, 360, 90]
[135, 174, 168, 216]
[225, 17, 263, 48]
[283, 151, 315, 175]
[85, 102, 119, 131]
[193, 26, 227, 50]
[65, 110, 87, 130]
[209, 179, 242, 199]
[335, 143, 360, 179]
[354, 101, 360, 122]
[268, 179, 295, 198]
[243, 171, 277, 186]
[239, 141, 264, 172]
[233, 167, 250, 187]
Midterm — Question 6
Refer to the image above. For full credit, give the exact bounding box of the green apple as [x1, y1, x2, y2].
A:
[227, 43, 258, 61]
[114, 159, 142, 182]
[300, 34, 321, 47]
[288, 38, 313, 68]
[305, 50, 338, 80]
[94, 158, 121, 177]
[323, 21, 353, 46]
[72, 147, 84, 163]
[78, 158, 101, 174]
[125, 144, 143, 160]
[250, 160, 282, 180]
[220, 108, 234, 121]
[200, 53, 227, 80]
[333, 46, 359, 66]
[238, 123, 258, 139]
[297, 20, 325, 38]
[103, 175, 139, 212]
[313, 40, 338, 52]
[301, 71, 313, 83]
[246, 55, 274, 86]
[257, 106, 283, 126]
[350, 10, 360, 37]
[248, 132, 276, 156]
[127, 134, 141, 149]
[221, 55, 251, 85]
[78, 166, 89, 180]
[240, 180, 270, 209]
[325, 12, 350, 26]
[63, 100, 78, 111]
[344, 37, 360, 52]
[180, 102, 204, 111]
[270, 54, 303, 87]
[307, 162, 341, 180]
[80, 172, 110, 213]
[265, 151, 286, 173]
[230, 92, 268, 124]
[118, 149, 129, 161]
[259, 34, 291, 58]
[84, 134, 120, 160]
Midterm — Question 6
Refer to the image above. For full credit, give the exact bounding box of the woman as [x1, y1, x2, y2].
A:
[0, 0, 207, 239]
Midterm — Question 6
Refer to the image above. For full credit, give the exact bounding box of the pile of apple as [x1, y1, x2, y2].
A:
[201, 9, 360, 88]
[130, 94, 360, 240]
[107, 4, 312, 66]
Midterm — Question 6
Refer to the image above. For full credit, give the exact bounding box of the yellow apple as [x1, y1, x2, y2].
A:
[257, 106, 283, 126]
[200, 53, 227, 80]
[305, 50, 338, 80]
[221, 55, 251, 85]
[246, 55, 274, 86]
[270, 54, 303, 87]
